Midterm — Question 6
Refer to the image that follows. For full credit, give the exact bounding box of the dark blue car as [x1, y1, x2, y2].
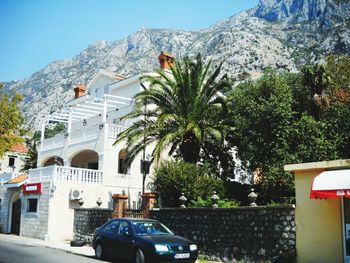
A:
[92, 218, 198, 263]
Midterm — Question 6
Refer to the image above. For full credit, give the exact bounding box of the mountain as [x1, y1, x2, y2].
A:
[255, 0, 350, 25]
[4, 0, 350, 129]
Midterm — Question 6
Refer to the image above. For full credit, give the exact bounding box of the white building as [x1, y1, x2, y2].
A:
[0, 52, 174, 241]
[0, 143, 29, 235]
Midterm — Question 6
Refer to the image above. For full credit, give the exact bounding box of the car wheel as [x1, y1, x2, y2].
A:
[70, 239, 85, 247]
[135, 248, 146, 263]
[95, 242, 105, 260]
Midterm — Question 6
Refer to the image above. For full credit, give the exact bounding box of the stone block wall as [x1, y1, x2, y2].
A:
[20, 182, 51, 240]
[0, 189, 15, 233]
[150, 206, 295, 262]
[73, 208, 112, 243]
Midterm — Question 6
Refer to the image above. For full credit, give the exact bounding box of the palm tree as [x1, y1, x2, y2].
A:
[114, 53, 231, 165]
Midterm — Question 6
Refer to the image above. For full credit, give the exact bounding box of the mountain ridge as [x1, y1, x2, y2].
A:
[4, 0, 350, 129]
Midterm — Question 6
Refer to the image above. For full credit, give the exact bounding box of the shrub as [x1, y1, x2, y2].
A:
[189, 197, 240, 208]
[151, 160, 225, 207]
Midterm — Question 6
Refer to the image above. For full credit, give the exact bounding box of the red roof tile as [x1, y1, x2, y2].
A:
[6, 174, 28, 184]
[9, 143, 28, 154]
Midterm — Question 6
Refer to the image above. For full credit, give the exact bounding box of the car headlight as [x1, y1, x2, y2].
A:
[190, 244, 197, 251]
[155, 244, 169, 252]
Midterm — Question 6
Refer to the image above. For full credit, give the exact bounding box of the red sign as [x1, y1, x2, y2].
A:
[310, 189, 350, 199]
[23, 183, 42, 195]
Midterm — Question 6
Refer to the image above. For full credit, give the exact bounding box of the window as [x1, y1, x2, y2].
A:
[27, 198, 38, 213]
[118, 149, 129, 174]
[0, 199, 2, 211]
[104, 220, 120, 234]
[118, 221, 130, 235]
[8, 157, 15, 167]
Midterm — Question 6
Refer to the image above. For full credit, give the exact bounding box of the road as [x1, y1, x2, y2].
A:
[0, 239, 126, 263]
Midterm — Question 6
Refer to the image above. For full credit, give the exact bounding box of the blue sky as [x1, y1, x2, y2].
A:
[0, 0, 259, 82]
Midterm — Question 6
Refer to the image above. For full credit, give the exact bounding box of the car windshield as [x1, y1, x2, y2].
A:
[132, 221, 173, 236]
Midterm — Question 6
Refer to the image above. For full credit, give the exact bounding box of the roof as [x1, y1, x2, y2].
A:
[284, 159, 350, 172]
[9, 143, 28, 154]
[86, 69, 126, 91]
[6, 174, 28, 184]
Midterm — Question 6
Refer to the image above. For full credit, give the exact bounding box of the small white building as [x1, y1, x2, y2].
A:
[0, 143, 29, 235]
[0, 52, 174, 241]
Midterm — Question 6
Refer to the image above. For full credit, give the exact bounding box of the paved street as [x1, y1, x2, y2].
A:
[0, 236, 131, 263]
[0, 234, 218, 263]
[0, 240, 108, 263]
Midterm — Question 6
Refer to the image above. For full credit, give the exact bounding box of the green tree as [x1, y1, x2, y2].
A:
[227, 55, 350, 202]
[114, 53, 232, 165]
[21, 139, 38, 171]
[324, 55, 350, 104]
[0, 83, 24, 157]
[227, 71, 296, 200]
[33, 123, 66, 141]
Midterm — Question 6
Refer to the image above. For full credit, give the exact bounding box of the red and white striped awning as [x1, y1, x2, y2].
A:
[310, 169, 350, 199]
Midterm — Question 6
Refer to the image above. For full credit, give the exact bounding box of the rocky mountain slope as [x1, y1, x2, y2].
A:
[4, 0, 350, 129]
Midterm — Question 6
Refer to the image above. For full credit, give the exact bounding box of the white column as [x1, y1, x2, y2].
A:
[40, 118, 46, 150]
[98, 154, 104, 171]
[64, 159, 70, 167]
[67, 107, 72, 143]
[102, 96, 107, 123]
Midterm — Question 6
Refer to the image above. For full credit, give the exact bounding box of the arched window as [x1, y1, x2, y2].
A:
[118, 149, 129, 174]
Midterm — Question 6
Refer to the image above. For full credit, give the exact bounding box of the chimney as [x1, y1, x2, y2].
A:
[158, 51, 175, 70]
[73, 84, 86, 99]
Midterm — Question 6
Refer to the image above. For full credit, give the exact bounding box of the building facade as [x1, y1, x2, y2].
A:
[0, 52, 174, 241]
[285, 159, 350, 263]
[0, 143, 29, 234]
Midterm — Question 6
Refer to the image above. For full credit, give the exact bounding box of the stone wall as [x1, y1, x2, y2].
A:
[0, 189, 16, 233]
[150, 206, 295, 262]
[20, 182, 51, 240]
[73, 208, 112, 243]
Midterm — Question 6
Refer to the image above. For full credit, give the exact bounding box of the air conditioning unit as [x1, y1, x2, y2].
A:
[70, 189, 82, 200]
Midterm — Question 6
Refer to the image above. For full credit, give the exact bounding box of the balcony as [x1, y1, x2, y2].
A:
[40, 123, 127, 151]
[28, 165, 103, 184]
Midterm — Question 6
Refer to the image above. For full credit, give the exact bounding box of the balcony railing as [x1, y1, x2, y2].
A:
[69, 124, 100, 145]
[40, 123, 127, 151]
[28, 165, 103, 184]
[108, 124, 127, 138]
[41, 134, 66, 150]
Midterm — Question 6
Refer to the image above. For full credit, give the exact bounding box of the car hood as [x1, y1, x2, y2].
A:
[140, 234, 193, 245]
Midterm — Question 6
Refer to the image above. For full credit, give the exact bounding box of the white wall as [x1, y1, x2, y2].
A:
[0, 151, 27, 174]
[47, 182, 139, 241]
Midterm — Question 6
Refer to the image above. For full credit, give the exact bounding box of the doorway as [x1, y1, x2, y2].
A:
[9, 194, 21, 235]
